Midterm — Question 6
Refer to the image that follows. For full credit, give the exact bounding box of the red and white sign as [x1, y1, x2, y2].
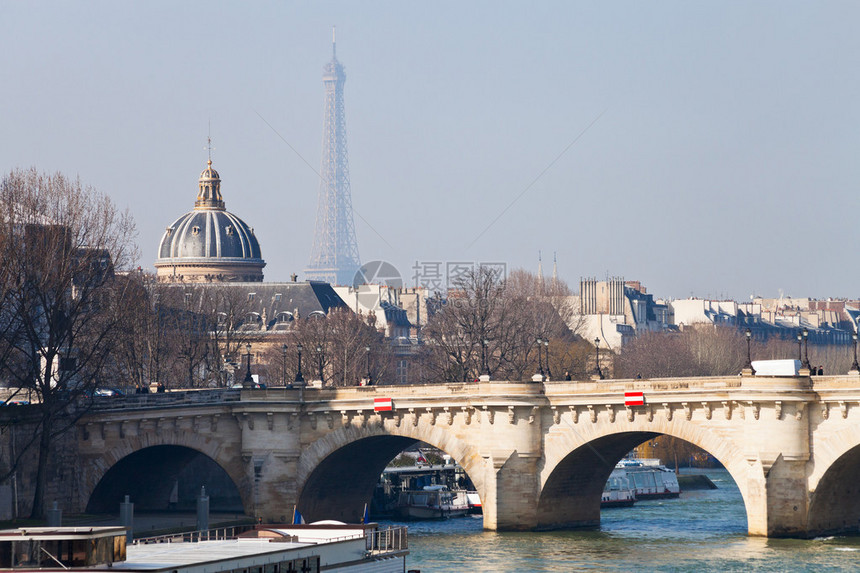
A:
[624, 391, 645, 406]
[374, 397, 393, 412]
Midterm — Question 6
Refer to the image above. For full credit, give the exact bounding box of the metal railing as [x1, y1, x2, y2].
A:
[365, 526, 408, 554]
[132, 524, 251, 545]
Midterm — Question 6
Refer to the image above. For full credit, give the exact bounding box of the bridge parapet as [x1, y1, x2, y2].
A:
[85, 388, 241, 413]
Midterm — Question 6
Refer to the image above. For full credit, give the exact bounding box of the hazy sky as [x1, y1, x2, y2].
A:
[2, 1, 859, 301]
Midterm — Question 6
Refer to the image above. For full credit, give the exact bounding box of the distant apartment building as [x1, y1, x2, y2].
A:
[574, 277, 669, 351]
[332, 285, 427, 341]
[333, 285, 429, 384]
[667, 296, 858, 345]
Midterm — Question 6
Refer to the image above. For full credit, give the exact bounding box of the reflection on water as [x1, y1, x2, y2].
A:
[385, 469, 860, 572]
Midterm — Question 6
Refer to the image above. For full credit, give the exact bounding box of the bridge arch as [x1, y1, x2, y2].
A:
[296, 423, 487, 524]
[537, 416, 751, 531]
[806, 424, 860, 536]
[82, 430, 250, 515]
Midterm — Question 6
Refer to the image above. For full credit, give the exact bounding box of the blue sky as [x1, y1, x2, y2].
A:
[2, 1, 859, 300]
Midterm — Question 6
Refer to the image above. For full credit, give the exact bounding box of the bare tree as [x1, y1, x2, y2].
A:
[615, 325, 747, 379]
[110, 273, 191, 391]
[420, 267, 502, 382]
[282, 308, 390, 386]
[203, 286, 256, 387]
[419, 267, 579, 383]
[0, 168, 137, 517]
[757, 336, 853, 376]
[325, 309, 390, 386]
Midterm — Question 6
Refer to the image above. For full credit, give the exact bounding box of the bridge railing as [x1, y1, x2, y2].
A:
[81, 374, 860, 413]
[85, 389, 241, 411]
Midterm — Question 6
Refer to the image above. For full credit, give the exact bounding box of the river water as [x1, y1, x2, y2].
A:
[384, 469, 860, 572]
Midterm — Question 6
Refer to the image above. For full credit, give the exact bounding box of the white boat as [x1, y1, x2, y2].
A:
[0, 522, 408, 572]
[394, 484, 470, 520]
[466, 491, 483, 514]
[602, 472, 636, 508]
[612, 458, 680, 500]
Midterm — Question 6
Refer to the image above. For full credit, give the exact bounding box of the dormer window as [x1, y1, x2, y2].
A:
[166, 227, 174, 236]
[192, 226, 200, 236]
[225, 225, 234, 236]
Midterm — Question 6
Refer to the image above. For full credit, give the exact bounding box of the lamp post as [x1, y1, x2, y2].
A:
[317, 345, 324, 384]
[802, 328, 811, 371]
[365, 346, 372, 385]
[481, 339, 490, 377]
[536, 338, 545, 378]
[281, 344, 288, 387]
[745, 328, 755, 375]
[243, 343, 254, 389]
[797, 332, 803, 364]
[294, 343, 305, 385]
[544, 339, 552, 380]
[594, 337, 604, 380]
[851, 333, 860, 373]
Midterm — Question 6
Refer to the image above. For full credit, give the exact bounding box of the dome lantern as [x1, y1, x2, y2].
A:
[195, 159, 225, 210]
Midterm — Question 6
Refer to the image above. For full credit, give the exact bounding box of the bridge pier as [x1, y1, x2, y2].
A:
[483, 452, 542, 531]
[739, 377, 812, 537]
[237, 409, 302, 522]
[745, 457, 811, 537]
[764, 459, 810, 537]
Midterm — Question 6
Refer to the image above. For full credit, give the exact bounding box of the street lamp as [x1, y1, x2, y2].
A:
[745, 328, 755, 374]
[316, 344, 324, 384]
[851, 333, 859, 373]
[294, 343, 305, 385]
[365, 346, 373, 385]
[797, 331, 803, 364]
[243, 343, 254, 388]
[281, 344, 288, 387]
[802, 328, 811, 371]
[594, 337, 604, 380]
[544, 339, 552, 380]
[536, 338, 545, 378]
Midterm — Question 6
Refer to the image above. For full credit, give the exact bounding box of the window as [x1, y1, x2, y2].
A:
[192, 226, 200, 235]
[248, 293, 256, 302]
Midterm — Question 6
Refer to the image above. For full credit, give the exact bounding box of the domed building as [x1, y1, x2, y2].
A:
[155, 160, 265, 282]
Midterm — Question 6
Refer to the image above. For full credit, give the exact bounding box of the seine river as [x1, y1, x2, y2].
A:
[387, 470, 860, 572]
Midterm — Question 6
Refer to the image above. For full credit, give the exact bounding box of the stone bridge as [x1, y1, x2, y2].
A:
[66, 373, 860, 538]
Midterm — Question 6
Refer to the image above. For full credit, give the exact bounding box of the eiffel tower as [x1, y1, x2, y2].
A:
[305, 28, 361, 285]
